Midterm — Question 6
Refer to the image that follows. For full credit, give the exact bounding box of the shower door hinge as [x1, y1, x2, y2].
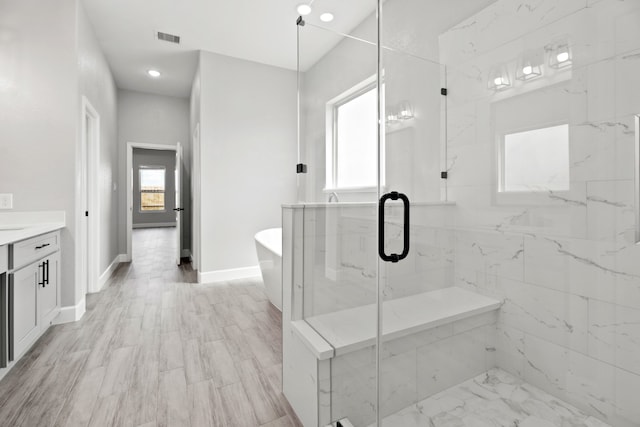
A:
[296, 163, 307, 174]
[441, 171, 448, 179]
[441, 88, 448, 96]
[296, 16, 305, 26]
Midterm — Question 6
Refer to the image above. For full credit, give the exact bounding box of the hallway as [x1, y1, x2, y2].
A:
[0, 228, 301, 427]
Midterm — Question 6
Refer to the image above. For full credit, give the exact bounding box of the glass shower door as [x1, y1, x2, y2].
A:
[375, 9, 454, 425]
[295, 7, 382, 426]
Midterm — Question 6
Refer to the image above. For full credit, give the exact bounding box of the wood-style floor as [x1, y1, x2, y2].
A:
[0, 228, 303, 427]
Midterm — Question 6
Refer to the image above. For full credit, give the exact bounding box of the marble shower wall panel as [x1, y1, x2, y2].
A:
[453, 229, 524, 283]
[437, 0, 640, 424]
[440, 0, 586, 67]
[585, 180, 635, 242]
[523, 234, 640, 309]
[523, 333, 640, 427]
[570, 116, 636, 183]
[588, 299, 640, 377]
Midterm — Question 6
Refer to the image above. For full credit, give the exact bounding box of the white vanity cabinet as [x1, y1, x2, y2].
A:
[8, 231, 61, 361]
[10, 262, 39, 361]
[0, 245, 7, 368]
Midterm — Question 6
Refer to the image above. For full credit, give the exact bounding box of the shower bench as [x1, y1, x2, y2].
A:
[285, 286, 502, 427]
[292, 287, 501, 359]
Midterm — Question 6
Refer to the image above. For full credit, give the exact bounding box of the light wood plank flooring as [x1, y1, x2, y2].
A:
[0, 228, 302, 427]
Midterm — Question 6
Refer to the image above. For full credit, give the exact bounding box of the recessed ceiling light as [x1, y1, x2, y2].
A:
[297, 4, 311, 15]
[320, 12, 334, 22]
[147, 69, 161, 78]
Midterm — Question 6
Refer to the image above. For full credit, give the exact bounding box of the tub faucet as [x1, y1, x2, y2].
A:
[328, 192, 339, 203]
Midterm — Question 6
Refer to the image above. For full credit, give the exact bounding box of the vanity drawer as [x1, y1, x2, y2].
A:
[10, 231, 59, 270]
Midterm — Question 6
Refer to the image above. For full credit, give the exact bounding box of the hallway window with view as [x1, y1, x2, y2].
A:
[139, 166, 166, 211]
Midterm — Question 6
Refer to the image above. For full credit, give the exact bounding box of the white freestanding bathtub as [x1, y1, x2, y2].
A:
[254, 228, 282, 311]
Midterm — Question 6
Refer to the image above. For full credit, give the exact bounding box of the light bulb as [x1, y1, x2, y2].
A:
[556, 51, 570, 63]
[494, 77, 503, 86]
[297, 4, 311, 15]
[147, 70, 161, 78]
[522, 65, 533, 75]
[320, 13, 334, 22]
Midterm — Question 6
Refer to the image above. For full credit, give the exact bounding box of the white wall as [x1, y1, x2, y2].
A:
[189, 66, 202, 269]
[117, 90, 191, 254]
[196, 51, 297, 275]
[0, 0, 116, 308]
[77, 0, 119, 300]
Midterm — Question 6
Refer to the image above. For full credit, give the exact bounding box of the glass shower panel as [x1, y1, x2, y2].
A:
[376, 10, 459, 426]
[294, 1, 640, 426]
[377, 0, 640, 426]
[297, 13, 382, 427]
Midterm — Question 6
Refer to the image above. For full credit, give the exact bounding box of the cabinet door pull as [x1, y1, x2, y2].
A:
[35, 243, 50, 250]
[38, 263, 45, 287]
[44, 260, 49, 285]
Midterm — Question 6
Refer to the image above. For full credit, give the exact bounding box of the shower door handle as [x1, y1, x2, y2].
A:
[378, 191, 410, 263]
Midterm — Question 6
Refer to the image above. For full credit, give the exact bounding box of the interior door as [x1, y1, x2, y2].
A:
[174, 142, 183, 265]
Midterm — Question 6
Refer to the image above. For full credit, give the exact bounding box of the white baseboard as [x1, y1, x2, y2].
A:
[198, 265, 261, 284]
[133, 222, 176, 229]
[54, 297, 86, 324]
[96, 254, 127, 291]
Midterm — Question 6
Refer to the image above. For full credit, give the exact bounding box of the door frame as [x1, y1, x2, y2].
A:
[79, 96, 100, 295]
[191, 123, 200, 270]
[125, 142, 179, 261]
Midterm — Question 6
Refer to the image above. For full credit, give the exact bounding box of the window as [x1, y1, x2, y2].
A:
[139, 167, 166, 211]
[326, 79, 379, 190]
[500, 124, 569, 192]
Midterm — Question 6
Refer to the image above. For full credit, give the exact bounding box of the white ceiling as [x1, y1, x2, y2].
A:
[82, 0, 376, 98]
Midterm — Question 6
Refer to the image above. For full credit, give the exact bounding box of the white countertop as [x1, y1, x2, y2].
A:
[0, 211, 66, 245]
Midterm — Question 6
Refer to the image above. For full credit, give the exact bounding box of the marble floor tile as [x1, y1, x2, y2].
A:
[373, 369, 611, 427]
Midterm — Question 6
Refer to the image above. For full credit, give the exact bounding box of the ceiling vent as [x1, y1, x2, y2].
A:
[156, 31, 180, 44]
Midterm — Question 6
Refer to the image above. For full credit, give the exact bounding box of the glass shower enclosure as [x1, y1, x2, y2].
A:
[283, 0, 640, 426]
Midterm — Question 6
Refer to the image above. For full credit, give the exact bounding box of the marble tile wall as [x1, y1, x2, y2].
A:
[439, 0, 640, 425]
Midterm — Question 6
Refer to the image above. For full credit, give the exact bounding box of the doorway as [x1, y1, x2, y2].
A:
[125, 142, 184, 265]
[80, 96, 99, 295]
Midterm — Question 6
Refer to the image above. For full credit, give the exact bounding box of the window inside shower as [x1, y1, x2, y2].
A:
[501, 123, 570, 192]
[325, 79, 379, 191]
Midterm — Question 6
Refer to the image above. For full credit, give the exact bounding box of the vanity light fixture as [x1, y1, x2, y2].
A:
[147, 69, 161, 78]
[386, 101, 414, 124]
[548, 42, 572, 69]
[487, 65, 511, 91]
[297, 4, 312, 16]
[516, 50, 543, 81]
[320, 12, 334, 22]
[386, 112, 399, 124]
[397, 101, 414, 120]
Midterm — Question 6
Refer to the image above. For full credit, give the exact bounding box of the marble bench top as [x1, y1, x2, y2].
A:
[292, 287, 502, 360]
